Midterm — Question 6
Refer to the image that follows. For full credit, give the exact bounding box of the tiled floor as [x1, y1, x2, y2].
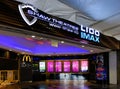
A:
[0, 80, 119, 89]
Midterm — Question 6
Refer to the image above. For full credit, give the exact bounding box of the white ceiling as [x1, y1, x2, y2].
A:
[15, 0, 120, 41]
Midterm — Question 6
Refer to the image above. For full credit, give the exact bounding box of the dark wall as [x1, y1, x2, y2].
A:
[20, 67, 32, 82]
[117, 50, 120, 85]
[0, 59, 18, 70]
[103, 52, 109, 84]
[0, 49, 18, 70]
[20, 55, 33, 82]
[90, 52, 109, 84]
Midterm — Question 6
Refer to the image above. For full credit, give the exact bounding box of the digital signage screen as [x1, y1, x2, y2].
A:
[39, 62, 46, 72]
[63, 61, 70, 72]
[47, 61, 54, 72]
[96, 55, 107, 80]
[55, 61, 62, 72]
[81, 60, 88, 72]
[72, 60, 79, 72]
[32, 63, 39, 71]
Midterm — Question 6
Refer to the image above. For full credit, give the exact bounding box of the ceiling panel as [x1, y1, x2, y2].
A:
[76, 15, 96, 26]
[16, 0, 47, 10]
[114, 35, 120, 41]
[103, 26, 120, 36]
[91, 14, 120, 31]
[59, 0, 120, 20]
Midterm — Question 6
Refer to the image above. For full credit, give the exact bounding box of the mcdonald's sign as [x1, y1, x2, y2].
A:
[21, 55, 32, 68]
[22, 55, 32, 62]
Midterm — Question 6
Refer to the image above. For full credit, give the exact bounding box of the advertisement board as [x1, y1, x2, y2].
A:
[72, 60, 79, 72]
[81, 60, 88, 72]
[47, 61, 54, 72]
[39, 61, 46, 72]
[63, 61, 70, 72]
[55, 61, 62, 72]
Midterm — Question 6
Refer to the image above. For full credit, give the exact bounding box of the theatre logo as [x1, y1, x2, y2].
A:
[18, 4, 79, 35]
[80, 25, 100, 43]
[18, 4, 38, 26]
[18, 4, 100, 43]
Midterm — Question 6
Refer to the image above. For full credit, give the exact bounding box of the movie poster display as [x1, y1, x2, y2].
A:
[55, 61, 62, 72]
[63, 61, 70, 72]
[47, 61, 54, 72]
[39, 61, 46, 72]
[81, 60, 88, 72]
[72, 60, 79, 72]
[96, 55, 107, 80]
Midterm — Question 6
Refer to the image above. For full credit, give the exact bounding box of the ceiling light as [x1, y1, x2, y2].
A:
[90, 50, 94, 52]
[40, 37, 43, 39]
[61, 41, 64, 43]
[48, 54, 51, 56]
[9, 49, 12, 51]
[21, 52, 25, 54]
[82, 45, 85, 47]
[31, 35, 35, 38]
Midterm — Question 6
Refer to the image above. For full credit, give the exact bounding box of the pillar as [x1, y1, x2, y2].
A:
[109, 51, 117, 84]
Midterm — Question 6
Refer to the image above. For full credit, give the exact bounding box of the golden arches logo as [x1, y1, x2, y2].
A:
[22, 55, 32, 62]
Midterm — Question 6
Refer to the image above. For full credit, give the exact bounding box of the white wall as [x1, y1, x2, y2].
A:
[109, 51, 117, 84]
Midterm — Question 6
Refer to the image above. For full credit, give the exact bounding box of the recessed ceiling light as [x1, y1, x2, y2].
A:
[31, 35, 35, 38]
[48, 54, 51, 56]
[90, 50, 94, 52]
[61, 41, 64, 43]
[9, 49, 12, 51]
[22, 52, 25, 54]
[82, 45, 85, 47]
[40, 37, 43, 39]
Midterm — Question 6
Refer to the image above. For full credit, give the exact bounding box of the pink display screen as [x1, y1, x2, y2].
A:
[55, 61, 62, 72]
[47, 61, 54, 72]
[72, 61, 79, 72]
[63, 61, 70, 72]
[81, 60, 88, 72]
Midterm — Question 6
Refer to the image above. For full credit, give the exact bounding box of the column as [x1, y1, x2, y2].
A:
[109, 51, 117, 84]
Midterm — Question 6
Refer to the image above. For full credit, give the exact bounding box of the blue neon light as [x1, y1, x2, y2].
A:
[81, 32, 100, 42]
[0, 34, 89, 55]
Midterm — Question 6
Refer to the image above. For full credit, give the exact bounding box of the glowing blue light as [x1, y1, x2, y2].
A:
[0, 34, 89, 55]
[81, 32, 100, 42]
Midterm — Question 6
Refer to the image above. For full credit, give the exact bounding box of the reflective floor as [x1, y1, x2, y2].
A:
[0, 80, 119, 89]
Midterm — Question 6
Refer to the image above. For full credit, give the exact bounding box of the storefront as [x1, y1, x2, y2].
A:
[0, 1, 120, 85]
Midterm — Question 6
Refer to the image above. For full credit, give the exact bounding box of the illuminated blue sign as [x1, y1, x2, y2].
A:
[27, 9, 79, 35]
[18, 4, 79, 35]
[18, 4, 100, 43]
[80, 25, 100, 43]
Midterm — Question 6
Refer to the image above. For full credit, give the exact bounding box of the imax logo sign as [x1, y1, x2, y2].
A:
[80, 25, 100, 43]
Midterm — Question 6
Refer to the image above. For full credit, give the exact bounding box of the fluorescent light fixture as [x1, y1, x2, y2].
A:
[82, 45, 85, 47]
[61, 41, 64, 43]
[31, 35, 35, 38]
[9, 49, 12, 51]
[90, 50, 94, 52]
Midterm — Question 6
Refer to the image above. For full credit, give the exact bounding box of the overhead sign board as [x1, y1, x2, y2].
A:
[18, 4, 100, 43]
[80, 25, 100, 43]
